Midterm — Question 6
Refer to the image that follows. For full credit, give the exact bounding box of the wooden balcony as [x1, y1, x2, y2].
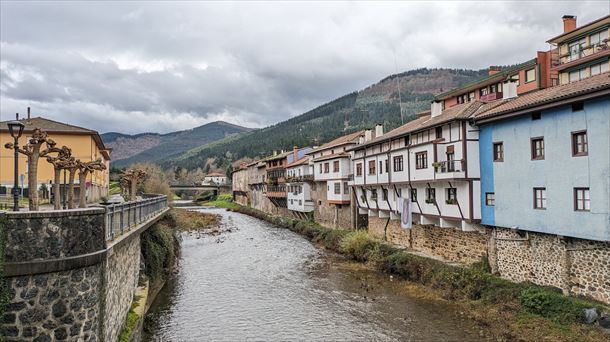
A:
[480, 92, 503, 102]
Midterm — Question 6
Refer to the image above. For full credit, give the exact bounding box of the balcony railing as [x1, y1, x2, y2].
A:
[104, 195, 168, 241]
[435, 160, 465, 173]
[286, 174, 314, 182]
[480, 92, 502, 102]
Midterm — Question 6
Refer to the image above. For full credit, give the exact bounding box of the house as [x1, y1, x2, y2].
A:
[308, 130, 364, 229]
[231, 164, 249, 206]
[264, 147, 311, 209]
[286, 154, 314, 218]
[435, 54, 554, 110]
[203, 172, 227, 185]
[0, 115, 111, 203]
[548, 15, 609, 85]
[246, 160, 267, 212]
[474, 72, 610, 303]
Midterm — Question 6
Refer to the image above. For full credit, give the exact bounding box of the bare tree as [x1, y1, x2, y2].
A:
[77, 158, 107, 208]
[45, 146, 74, 210]
[120, 169, 147, 201]
[4, 128, 59, 210]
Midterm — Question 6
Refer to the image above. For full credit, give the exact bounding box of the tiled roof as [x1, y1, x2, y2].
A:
[206, 172, 225, 177]
[0, 117, 97, 134]
[475, 72, 610, 121]
[286, 155, 309, 167]
[308, 130, 364, 153]
[312, 152, 350, 162]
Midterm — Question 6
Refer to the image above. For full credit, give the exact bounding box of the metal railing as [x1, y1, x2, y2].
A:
[435, 160, 464, 173]
[104, 195, 168, 241]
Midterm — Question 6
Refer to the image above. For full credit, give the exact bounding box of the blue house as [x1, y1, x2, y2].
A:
[476, 73, 610, 241]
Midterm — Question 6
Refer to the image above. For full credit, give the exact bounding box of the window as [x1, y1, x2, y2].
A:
[382, 189, 388, 201]
[531, 137, 544, 160]
[490, 84, 497, 93]
[319, 164, 323, 173]
[393, 156, 404, 172]
[480, 87, 489, 97]
[532, 112, 541, 120]
[344, 182, 349, 194]
[446, 188, 457, 204]
[356, 163, 363, 176]
[574, 188, 590, 211]
[415, 152, 428, 169]
[590, 62, 609, 76]
[568, 38, 586, 61]
[370, 189, 378, 201]
[334, 182, 341, 195]
[384, 159, 389, 173]
[410, 189, 417, 202]
[485, 192, 495, 206]
[333, 160, 339, 173]
[368, 160, 376, 175]
[324, 162, 329, 173]
[435, 126, 443, 139]
[590, 30, 609, 47]
[569, 68, 587, 83]
[468, 92, 475, 101]
[425, 188, 436, 203]
[379, 161, 383, 174]
[572, 101, 584, 112]
[525, 68, 536, 83]
[493, 142, 504, 162]
[533, 188, 546, 209]
[572, 131, 588, 156]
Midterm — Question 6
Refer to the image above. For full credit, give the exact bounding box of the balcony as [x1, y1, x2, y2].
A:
[555, 42, 610, 71]
[266, 185, 287, 198]
[286, 174, 314, 182]
[480, 92, 502, 102]
[434, 160, 465, 180]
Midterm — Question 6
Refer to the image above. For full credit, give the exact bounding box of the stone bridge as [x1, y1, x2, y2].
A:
[1, 195, 169, 342]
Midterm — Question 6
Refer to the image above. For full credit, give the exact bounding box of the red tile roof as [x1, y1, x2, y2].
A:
[308, 130, 364, 153]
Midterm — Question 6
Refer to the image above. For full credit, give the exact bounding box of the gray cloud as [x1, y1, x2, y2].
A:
[1, 1, 606, 133]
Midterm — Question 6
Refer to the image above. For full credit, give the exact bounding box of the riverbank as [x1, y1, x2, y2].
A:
[118, 208, 219, 341]
[214, 202, 609, 342]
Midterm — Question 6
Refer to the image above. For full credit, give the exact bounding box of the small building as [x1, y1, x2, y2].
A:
[231, 164, 249, 206]
[547, 15, 609, 85]
[286, 155, 314, 217]
[247, 160, 267, 211]
[203, 172, 227, 185]
[0, 116, 111, 204]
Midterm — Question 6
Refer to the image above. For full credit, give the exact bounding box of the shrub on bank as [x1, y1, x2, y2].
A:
[141, 223, 178, 283]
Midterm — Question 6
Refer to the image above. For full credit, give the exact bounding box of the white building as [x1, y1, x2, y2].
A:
[203, 172, 227, 185]
[351, 102, 493, 231]
[286, 155, 314, 214]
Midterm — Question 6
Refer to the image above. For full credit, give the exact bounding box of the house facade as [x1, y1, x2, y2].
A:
[308, 130, 364, 229]
[286, 155, 314, 217]
[0, 116, 111, 203]
[548, 15, 610, 85]
[247, 160, 267, 212]
[203, 172, 227, 185]
[231, 164, 249, 206]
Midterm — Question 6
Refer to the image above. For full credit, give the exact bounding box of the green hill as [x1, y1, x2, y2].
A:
[160, 67, 488, 171]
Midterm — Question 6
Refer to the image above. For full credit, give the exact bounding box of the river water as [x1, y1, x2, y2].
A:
[143, 208, 482, 341]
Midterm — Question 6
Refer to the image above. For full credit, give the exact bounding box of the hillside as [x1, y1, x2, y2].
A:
[102, 121, 252, 167]
[160, 68, 488, 171]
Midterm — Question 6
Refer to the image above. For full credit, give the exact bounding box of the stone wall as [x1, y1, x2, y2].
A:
[312, 182, 353, 230]
[102, 237, 141, 342]
[492, 228, 610, 304]
[2, 266, 103, 341]
[368, 217, 489, 265]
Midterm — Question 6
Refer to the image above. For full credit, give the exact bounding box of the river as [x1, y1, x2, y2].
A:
[143, 207, 482, 341]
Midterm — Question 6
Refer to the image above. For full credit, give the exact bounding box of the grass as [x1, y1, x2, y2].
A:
[166, 208, 219, 231]
[199, 193, 240, 210]
[218, 203, 610, 342]
[118, 295, 142, 342]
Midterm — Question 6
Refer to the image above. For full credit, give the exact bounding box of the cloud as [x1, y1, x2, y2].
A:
[0, 1, 605, 134]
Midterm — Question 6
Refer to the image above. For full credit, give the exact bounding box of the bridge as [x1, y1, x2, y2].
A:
[1, 194, 169, 341]
[169, 183, 231, 199]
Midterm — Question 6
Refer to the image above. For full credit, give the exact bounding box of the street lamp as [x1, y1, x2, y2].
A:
[7, 120, 25, 211]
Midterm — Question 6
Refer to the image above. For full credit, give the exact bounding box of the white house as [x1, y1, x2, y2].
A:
[286, 155, 314, 214]
[203, 172, 227, 185]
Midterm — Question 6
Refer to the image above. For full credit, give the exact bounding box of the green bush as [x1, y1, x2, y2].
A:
[519, 287, 591, 323]
[216, 193, 233, 202]
[339, 230, 380, 261]
[141, 224, 178, 282]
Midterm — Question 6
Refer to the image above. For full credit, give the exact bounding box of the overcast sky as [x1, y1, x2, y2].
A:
[1, 1, 606, 134]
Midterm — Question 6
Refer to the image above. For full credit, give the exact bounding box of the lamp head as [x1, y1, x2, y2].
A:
[7, 121, 25, 139]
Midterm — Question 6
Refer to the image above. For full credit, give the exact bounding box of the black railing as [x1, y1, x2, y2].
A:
[435, 160, 464, 173]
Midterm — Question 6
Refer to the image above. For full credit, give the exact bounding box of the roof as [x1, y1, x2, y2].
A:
[286, 155, 309, 168]
[263, 150, 292, 162]
[0, 116, 110, 160]
[352, 101, 485, 150]
[435, 59, 537, 100]
[312, 152, 350, 162]
[547, 15, 610, 44]
[206, 172, 225, 177]
[308, 130, 364, 154]
[475, 72, 610, 122]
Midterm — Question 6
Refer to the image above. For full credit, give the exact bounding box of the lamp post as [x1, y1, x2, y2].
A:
[7, 120, 25, 211]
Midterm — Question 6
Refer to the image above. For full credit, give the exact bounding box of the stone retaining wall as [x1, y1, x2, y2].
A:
[312, 182, 352, 230]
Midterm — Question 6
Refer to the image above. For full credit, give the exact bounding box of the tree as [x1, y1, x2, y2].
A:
[45, 146, 74, 210]
[77, 159, 107, 208]
[4, 128, 60, 210]
[120, 169, 147, 201]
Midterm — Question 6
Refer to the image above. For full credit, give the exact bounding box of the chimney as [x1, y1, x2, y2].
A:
[374, 123, 383, 138]
[364, 129, 372, 142]
[358, 136, 364, 145]
[562, 15, 577, 33]
[27, 107, 31, 120]
[431, 101, 443, 117]
[273, 150, 277, 156]
[488, 66, 501, 76]
[293, 145, 298, 161]
[15, 113, 19, 120]
[503, 81, 518, 99]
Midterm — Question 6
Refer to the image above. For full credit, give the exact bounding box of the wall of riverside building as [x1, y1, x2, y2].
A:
[312, 181, 352, 229]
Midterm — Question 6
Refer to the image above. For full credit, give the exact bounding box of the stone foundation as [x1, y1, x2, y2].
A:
[492, 228, 610, 304]
[368, 217, 488, 264]
[312, 182, 353, 230]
